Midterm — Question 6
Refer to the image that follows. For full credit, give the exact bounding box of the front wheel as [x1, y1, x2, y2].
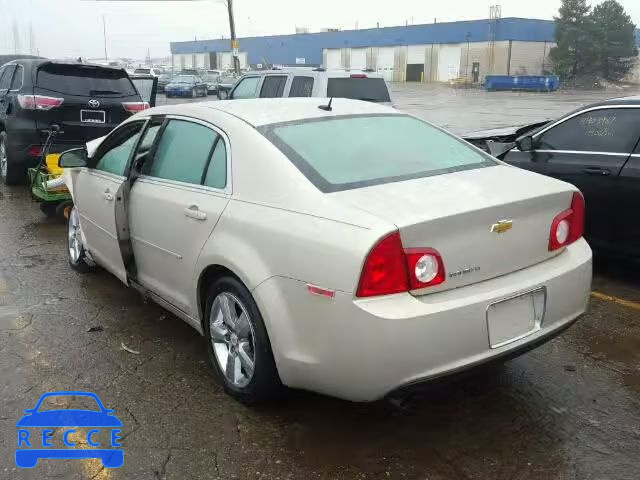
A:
[204, 276, 281, 404]
[192, 88, 197, 98]
[217, 89, 228, 100]
[67, 206, 93, 273]
[0, 131, 23, 185]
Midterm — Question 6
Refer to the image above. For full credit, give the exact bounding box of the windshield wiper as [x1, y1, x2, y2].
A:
[89, 89, 121, 95]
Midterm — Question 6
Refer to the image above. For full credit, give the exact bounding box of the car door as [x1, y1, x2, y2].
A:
[616, 140, 640, 256]
[259, 75, 288, 98]
[73, 121, 146, 283]
[128, 116, 231, 315]
[0, 65, 16, 122]
[507, 107, 640, 249]
[230, 76, 261, 99]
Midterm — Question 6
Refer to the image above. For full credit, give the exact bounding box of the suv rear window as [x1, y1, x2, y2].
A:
[36, 64, 137, 97]
[327, 78, 390, 103]
[261, 115, 495, 192]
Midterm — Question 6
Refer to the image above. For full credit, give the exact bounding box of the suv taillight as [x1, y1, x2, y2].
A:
[549, 192, 585, 251]
[17, 95, 64, 111]
[356, 231, 445, 297]
[122, 102, 150, 114]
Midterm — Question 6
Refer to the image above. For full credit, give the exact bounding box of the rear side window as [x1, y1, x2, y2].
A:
[36, 64, 137, 97]
[149, 120, 217, 185]
[289, 77, 314, 97]
[262, 115, 494, 192]
[204, 140, 227, 189]
[10, 66, 23, 90]
[260, 76, 287, 98]
[327, 78, 390, 102]
[0, 65, 15, 90]
[232, 77, 260, 99]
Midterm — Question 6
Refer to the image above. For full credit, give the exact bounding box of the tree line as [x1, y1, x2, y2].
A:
[550, 0, 638, 83]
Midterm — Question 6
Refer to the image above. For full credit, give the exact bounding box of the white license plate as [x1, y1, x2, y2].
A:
[486, 288, 546, 348]
[80, 110, 106, 123]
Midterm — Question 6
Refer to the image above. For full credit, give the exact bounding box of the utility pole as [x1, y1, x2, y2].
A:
[102, 15, 108, 60]
[226, 0, 240, 75]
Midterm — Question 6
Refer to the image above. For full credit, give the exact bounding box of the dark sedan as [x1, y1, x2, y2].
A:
[464, 96, 640, 260]
[165, 75, 208, 98]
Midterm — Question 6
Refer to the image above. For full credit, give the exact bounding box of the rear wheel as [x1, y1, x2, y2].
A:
[192, 88, 197, 98]
[67, 206, 92, 273]
[217, 89, 228, 100]
[56, 200, 74, 223]
[0, 131, 23, 185]
[204, 276, 281, 404]
[39, 202, 58, 217]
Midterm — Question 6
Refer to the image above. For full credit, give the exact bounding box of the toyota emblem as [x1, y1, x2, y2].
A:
[88, 99, 100, 109]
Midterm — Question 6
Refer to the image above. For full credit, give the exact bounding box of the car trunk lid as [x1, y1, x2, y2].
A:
[329, 165, 576, 294]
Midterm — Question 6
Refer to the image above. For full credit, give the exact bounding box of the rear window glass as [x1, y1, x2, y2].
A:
[327, 78, 390, 102]
[289, 76, 314, 97]
[134, 69, 151, 74]
[261, 115, 495, 192]
[37, 64, 137, 97]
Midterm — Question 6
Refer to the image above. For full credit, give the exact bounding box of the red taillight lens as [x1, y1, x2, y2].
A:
[356, 232, 408, 297]
[350, 74, 367, 78]
[122, 101, 150, 114]
[27, 145, 42, 157]
[549, 192, 585, 251]
[17, 95, 64, 111]
[356, 231, 446, 297]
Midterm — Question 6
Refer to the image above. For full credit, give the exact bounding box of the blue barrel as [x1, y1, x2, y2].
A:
[484, 75, 560, 92]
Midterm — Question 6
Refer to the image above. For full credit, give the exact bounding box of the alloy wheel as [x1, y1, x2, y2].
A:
[0, 136, 7, 179]
[209, 292, 256, 388]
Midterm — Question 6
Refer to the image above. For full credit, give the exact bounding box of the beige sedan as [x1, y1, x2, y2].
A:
[60, 98, 592, 403]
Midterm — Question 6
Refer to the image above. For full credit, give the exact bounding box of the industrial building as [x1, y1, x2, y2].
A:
[170, 17, 561, 82]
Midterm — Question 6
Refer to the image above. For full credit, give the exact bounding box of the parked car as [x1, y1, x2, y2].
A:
[463, 96, 640, 260]
[215, 75, 238, 99]
[59, 98, 591, 403]
[132, 67, 160, 77]
[156, 74, 174, 93]
[165, 75, 208, 98]
[222, 68, 392, 105]
[0, 59, 148, 185]
[202, 74, 220, 94]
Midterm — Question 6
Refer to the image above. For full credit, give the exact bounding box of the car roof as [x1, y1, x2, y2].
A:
[587, 95, 640, 107]
[243, 68, 384, 79]
[5, 58, 128, 72]
[144, 97, 400, 127]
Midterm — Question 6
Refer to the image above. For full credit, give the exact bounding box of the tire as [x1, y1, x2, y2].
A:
[192, 88, 197, 98]
[39, 202, 58, 217]
[204, 276, 281, 404]
[217, 89, 228, 100]
[55, 200, 74, 223]
[0, 131, 23, 185]
[67, 206, 92, 273]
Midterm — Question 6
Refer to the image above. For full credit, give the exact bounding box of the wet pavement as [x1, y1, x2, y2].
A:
[1, 85, 640, 479]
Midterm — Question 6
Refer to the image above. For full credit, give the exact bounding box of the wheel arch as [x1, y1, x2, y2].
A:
[197, 263, 245, 330]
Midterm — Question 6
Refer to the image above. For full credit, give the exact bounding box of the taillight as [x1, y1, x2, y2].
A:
[27, 145, 42, 157]
[549, 192, 585, 251]
[350, 74, 367, 78]
[17, 95, 64, 111]
[122, 102, 150, 114]
[356, 231, 445, 297]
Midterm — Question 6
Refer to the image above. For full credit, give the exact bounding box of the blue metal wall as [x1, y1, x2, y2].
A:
[171, 17, 556, 66]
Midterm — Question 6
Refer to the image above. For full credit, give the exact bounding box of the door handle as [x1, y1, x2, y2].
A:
[184, 205, 207, 221]
[104, 190, 114, 201]
[583, 167, 611, 176]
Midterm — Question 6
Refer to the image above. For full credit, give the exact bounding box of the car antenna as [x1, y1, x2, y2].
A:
[318, 97, 333, 111]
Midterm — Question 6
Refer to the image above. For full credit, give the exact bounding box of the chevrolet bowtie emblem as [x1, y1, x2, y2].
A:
[491, 219, 513, 234]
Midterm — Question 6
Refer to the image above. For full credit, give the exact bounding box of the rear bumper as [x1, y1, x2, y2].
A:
[165, 90, 192, 97]
[253, 238, 592, 401]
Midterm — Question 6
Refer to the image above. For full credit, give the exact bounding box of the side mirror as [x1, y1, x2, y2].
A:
[58, 147, 88, 168]
[515, 136, 534, 152]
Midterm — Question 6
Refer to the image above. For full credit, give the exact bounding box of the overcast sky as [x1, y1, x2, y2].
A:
[1, 0, 638, 60]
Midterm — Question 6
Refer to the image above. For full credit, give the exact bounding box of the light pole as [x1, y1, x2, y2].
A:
[465, 32, 471, 83]
[225, 0, 240, 75]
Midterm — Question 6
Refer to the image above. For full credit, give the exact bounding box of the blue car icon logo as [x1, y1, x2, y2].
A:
[16, 391, 123, 468]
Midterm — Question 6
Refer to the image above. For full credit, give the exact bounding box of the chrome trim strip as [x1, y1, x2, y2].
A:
[135, 175, 230, 197]
[131, 235, 183, 259]
[78, 213, 117, 240]
[535, 149, 631, 157]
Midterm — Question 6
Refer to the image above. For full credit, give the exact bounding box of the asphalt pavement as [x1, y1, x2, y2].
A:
[1, 84, 639, 479]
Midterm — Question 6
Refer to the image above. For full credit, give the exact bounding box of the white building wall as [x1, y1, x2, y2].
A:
[350, 48, 367, 70]
[407, 45, 428, 64]
[437, 44, 463, 81]
[324, 49, 342, 69]
[376, 46, 395, 81]
[508, 41, 551, 76]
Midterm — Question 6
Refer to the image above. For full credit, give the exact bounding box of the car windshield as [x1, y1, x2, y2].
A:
[219, 76, 236, 84]
[158, 74, 173, 81]
[261, 114, 495, 192]
[326, 77, 390, 102]
[172, 75, 196, 84]
[203, 75, 218, 82]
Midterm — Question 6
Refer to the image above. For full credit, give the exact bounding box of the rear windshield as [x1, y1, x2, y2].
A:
[261, 115, 495, 192]
[134, 68, 151, 74]
[37, 64, 137, 97]
[327, 78, 390, 102]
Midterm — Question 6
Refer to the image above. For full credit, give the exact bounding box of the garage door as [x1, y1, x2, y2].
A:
[325, 49, 342, 69]
[350, 48, 367, 70]
[376, 47, 395, 81]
